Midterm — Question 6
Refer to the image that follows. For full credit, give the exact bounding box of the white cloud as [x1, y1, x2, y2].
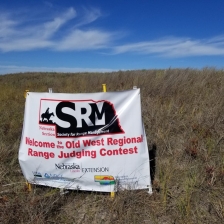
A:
[0, 65, 115, 75]
[55, 29, 112, 50]
[42, 7, 76, 38]
[0, 7, 113, 52]
[113, 36, 224, 57]
[74, 7, 102, 28]
[0, 14, 18, 38]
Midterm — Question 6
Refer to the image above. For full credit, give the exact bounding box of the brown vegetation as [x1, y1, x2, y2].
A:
[0, 68, 224, 223]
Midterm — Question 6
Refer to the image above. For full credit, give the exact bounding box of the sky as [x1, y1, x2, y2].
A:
[1, 0, 224, 74]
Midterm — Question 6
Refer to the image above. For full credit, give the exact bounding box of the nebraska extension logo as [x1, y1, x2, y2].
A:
[39, 99, 124, 137]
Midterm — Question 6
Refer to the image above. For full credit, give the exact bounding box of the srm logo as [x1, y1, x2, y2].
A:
[39, 100, 124, 137]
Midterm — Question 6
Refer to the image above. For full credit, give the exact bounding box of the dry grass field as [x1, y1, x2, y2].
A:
[0, 68, 223, 223]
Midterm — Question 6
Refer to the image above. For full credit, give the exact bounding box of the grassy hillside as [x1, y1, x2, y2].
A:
[0, 68, 224, 223]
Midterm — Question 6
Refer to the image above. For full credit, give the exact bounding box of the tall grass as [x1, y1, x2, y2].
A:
[0, 68, 223, 223]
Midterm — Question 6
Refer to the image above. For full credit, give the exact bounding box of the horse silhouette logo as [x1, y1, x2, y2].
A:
[41, 108, 54, 123]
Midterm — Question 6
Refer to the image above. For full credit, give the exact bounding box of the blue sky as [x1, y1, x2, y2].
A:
[1, 0, 224, 74]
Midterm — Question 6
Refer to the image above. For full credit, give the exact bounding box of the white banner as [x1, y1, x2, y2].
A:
[19, 89, 152, 193]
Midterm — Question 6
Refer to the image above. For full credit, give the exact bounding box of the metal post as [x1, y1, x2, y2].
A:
[102, 84, 107, 92]
[24, 90, 29, 98]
